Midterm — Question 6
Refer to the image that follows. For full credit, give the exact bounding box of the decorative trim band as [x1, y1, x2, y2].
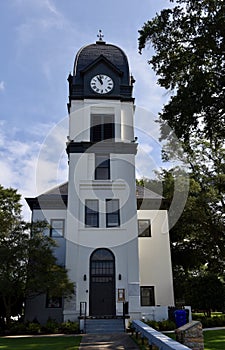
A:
[66, 141, 137, 154]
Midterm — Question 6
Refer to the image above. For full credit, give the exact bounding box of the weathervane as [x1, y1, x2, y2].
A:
[97, 29, 104, 41]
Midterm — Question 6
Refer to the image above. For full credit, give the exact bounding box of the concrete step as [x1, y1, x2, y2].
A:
[85, 318, 125, 334]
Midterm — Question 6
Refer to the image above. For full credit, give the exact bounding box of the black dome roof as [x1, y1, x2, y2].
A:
[73, 40, 130, 82]
[67, 38, 135, 103]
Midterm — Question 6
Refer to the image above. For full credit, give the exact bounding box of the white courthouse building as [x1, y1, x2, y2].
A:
[25, 35, 174, 325]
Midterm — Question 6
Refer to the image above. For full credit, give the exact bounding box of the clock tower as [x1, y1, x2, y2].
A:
[64, 33, 140, 320]
[25, 32, 175, 326]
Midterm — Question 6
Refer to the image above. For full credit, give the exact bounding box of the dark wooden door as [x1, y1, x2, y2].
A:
[89, 249, 115, 316]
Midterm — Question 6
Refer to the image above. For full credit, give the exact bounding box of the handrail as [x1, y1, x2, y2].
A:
[80, 302, 87, 333]
[132, 320, 191, 350]
[80, 301, 87, 317]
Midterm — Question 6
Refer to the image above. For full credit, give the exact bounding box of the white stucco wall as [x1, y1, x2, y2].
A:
[64, 238, 140, 318]
[68, 100, 134, 143]
[138, 209, 174, 307]
[64, 98, 141, 319]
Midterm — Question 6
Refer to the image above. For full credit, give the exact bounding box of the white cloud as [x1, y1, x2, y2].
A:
[14, 0, 68, 53]
[139, 143, 153, 154]
[126, 46, 170, 115]
[43, 0, 60, 16]
[34, 118, 68, 194]
[0, 81, 5, 91]
[12, 0, 82, 86]
[134, 106, 161, 140]
[6, 140, 31, 156]
[14, 0, 62, 19]
[0, 119, 68, 219]
[0, 161, 15, 187]
[136, 141, 161, 179]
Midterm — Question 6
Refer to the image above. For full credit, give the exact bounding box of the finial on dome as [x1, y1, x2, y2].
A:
[97, 29, 104, 40]
[96, 29, 106, 44]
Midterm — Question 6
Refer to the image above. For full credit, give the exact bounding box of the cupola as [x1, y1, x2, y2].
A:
[67, 31, 135, 107]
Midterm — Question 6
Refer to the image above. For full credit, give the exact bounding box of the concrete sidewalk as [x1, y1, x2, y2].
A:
[79, 333, 139, 349]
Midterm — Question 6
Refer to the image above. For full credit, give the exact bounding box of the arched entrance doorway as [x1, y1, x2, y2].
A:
[89, 248, 116, 316]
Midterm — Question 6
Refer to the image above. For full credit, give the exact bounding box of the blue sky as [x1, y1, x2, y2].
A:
[0, 0, 173, 218]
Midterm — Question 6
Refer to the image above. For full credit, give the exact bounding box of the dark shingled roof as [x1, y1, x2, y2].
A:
[37, 182, 162, 199]
[136, 185, 163, 200]
[44, 182, 68, 196]
[25, 183, 165, 211]
[73, 40, 130, 85]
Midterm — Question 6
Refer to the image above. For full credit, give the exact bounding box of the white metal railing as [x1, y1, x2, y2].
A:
[132, 320, 191, 350]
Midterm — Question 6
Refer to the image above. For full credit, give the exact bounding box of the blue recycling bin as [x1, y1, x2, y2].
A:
[174, 309, 187, 328]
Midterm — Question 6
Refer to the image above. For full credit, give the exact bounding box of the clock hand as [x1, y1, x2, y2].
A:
[97, 75, 103, 85]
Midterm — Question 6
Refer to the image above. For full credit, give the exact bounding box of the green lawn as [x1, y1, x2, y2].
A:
[204, 330, 225, 350]
[1, 331, 225, 350]
[168, 330, 225, 350]
[0, 335, 82, 350]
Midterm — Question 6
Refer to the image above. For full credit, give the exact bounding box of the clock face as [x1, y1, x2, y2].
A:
[90, 74, 114, 94]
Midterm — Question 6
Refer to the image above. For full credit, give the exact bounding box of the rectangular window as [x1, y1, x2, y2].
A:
[46, 295, 62, 308]
[50, 219, 65, 237]
[95, 154, 110, 180]
[106, 199, 120, 227]
[90, 114, 114, 142]
[140, 286, 155, 306]
[85, 200, 99, 227]
[138, 219, 151, 237]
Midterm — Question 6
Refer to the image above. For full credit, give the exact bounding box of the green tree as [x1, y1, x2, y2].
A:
[138, 0, 225, 143]
[138, 0, 225, 218]
[0, 185, 74, 327]
[138, 0, 225, 307]
[140, 167, 225, 303]
[184, 274, 225, 317]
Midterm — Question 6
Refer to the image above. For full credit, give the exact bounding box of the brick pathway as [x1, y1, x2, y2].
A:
[79, 333, 139, 349]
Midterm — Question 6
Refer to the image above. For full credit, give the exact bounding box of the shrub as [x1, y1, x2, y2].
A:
[7, 322, 27, 335]
[26, 322, 41, 334]
[145, 320, 159, 330]
[0, 318, 80, 336]
[43, 318, 59, 334]
[193, 314, 225, 328]
[60, 320, 79, 334]
[158, 319, 176, 331]
[145, 319, 176, 331]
